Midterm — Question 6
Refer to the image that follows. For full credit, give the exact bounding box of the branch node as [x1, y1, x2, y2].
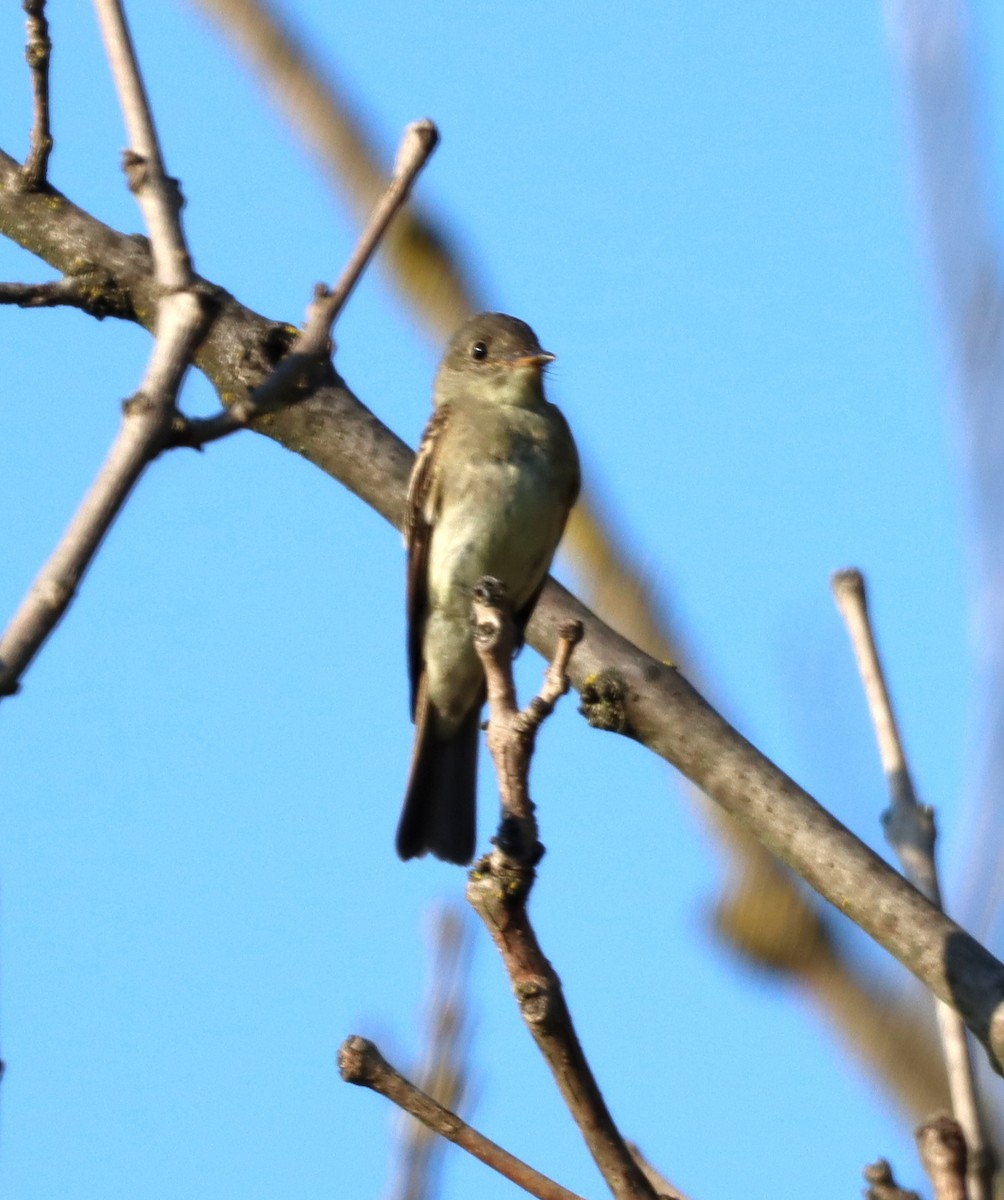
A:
[831, 565, 866, 608]
[166, 411, 206, 452]
[514, 974, 558, 1027]
[121, 149, 149, 193]
[558, 618, 584, 646]
[490, 819, 545, 869]
[121, 391, 155, 418]
[578, 669, 629, 733]
[394, 118, 439, 177]
[917, 1115, 968, 1200]
[338, 1034, 379, 1086]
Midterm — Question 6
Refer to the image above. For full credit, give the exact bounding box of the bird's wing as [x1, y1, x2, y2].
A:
[514, 406, 581, 640]
[405, 403, 452, 719]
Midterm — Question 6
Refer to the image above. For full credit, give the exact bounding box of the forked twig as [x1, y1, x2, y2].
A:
[0, 0, 208, 699]
[175, 119, 438, 449]
[469, 576, 582, 862]
[466, 580, 658, 1200]
[0, 10, 436, 698]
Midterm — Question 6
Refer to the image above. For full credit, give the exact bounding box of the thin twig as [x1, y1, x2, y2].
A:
[186, 0, 474, 336]
[863, 1158, 922, 1200]
[831, 570, 935, 893]
[469, 577, 582, 861]
[291, 117, 438, 358]
[832, 568, 996, 1200]
[20, 0, 53, 189]
[173, 119, 437, 449]
[466, 583, 656, 1200]
[0, 1, 209, 697]
[917, 1116, 968, 1200]
[339, 1036, 585, 1200]
[389, 905, 472, 1200]
[93, 0, 193, 288]
[466, 864, 656, 1200]
[0, 276, 125, 318]
[318, 118, 438, 328]
[0, 340, 196, 700]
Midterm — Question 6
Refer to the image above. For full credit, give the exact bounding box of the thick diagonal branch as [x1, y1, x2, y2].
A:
[6, 152, 1004, 1075]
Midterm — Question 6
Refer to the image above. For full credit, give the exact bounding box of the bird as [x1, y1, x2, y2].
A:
[396, 312, 580, 864]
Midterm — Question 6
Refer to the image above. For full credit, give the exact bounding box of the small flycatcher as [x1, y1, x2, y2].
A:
[397, 312, 580, 864]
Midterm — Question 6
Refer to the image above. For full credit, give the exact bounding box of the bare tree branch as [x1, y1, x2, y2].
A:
[0, 345, 196, 701]
[0, 1, 212, 697]
[339, 1036, 586, 1200]
[0, 75, 435, 682]
[535, 579, 1004, 1071]
[467, 584, 657, 1200]
[5, 151, 1004, 1074]
[20, 0, 53, 189]
[185, 0, 475, 337]
[178, 0, 990, 1127]
[467, 853, 659, 1200]
[94, 0, 193, 288]
[833, 568, 996, 1200]
[173, 118, 438, 450]
[469, 577, 582, 862]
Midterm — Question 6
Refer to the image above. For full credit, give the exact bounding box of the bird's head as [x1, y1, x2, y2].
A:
[434, 312, 555, 409]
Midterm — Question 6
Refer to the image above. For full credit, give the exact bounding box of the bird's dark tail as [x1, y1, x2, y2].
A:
[396, 697, 479, 865]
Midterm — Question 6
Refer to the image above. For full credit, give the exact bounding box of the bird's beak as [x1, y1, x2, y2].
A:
[509, 350, 556, 369]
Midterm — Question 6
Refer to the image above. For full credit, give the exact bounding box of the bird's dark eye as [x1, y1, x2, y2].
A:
[471, 340, 488, 361]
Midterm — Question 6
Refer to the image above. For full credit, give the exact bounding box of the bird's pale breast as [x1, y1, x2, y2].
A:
[422, 402, 573, 730]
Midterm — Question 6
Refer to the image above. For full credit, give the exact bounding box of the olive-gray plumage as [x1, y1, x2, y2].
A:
[397, 313, 580, 863]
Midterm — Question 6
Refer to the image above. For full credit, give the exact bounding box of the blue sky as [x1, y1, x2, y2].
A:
[1, 3, 1002, 1197]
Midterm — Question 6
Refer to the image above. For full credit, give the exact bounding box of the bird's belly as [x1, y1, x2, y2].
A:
[427, 458, 564, 615]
